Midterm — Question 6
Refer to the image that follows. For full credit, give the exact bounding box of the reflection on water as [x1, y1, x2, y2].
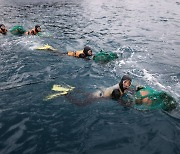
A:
[0, 0, 180, 153]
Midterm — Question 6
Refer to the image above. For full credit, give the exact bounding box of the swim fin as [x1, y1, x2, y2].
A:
[52, 84, 75, 92]
[36, 44, 57, 51]
[44, 84, 75, 101]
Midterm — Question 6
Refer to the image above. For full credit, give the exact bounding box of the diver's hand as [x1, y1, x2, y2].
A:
[136, 86, 144, 91]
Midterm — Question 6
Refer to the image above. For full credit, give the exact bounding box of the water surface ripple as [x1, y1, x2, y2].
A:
[0, 0, 180, 154]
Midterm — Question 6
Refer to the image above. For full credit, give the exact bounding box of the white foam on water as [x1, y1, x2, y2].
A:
[142, 69, 180, 99]
[17, 36, 43, 50]
[142, 69, 164, 87]
[113, 51, 180, 100]
[173, 83, 180, 98]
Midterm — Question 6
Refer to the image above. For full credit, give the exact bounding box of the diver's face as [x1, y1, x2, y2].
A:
[1, 25, 5, 30]
[88, 50, 92, 56]
[37, 27, 41, 32]
[123, 80, 131, 89]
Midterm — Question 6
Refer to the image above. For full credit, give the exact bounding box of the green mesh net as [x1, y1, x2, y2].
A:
[133, 86, 177, 111]
[93, 51, 118, 63]
[10, 25, 26, 35]
[37, 32, 52, 37]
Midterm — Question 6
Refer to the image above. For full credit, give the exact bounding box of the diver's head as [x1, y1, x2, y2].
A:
[35, 25, 41, 32]
[83, 46, 92, 56]
[119, 75, 132, 92]
[0, 24, 6, 30]
[0, 24, 7, 34]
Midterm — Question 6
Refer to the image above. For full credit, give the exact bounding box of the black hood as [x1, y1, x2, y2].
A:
[83, 46, 92, 56]
[0, 24, 4, 30]
[119, 75, 132, 92]
[35, 25, 40, 32]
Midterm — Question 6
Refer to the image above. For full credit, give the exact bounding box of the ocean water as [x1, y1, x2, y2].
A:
[0, 0, 180, 153]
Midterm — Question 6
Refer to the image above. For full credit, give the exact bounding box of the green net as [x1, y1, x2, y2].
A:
[37, 32, 52, 37]
[10, 25, 26, 35]
[93, 51, 118, 63]
[133, 86, 177, 111]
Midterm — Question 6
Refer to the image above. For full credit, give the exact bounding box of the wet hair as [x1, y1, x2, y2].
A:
[119, 75, 132, 93]
[111, 89, 121, 100]
[83, 46, 92, 56]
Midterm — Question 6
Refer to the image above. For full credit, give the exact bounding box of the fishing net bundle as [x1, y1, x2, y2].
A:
[133, 86, 177, 111]
[93, 51, 118, 63]
[10, 25, 26, 35]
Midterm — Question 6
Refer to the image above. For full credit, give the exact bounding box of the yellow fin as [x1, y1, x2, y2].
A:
[44, 84, 75, 101]
[36, 44, 57, 51]
[44, 93, 62, 101]
[44, 91, 69, 101]
[52, 85, 75, 92]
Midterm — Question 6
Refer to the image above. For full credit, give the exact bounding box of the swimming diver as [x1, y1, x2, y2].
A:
[26, 25, 41, 35]
[92, 75, 132, 99]
[45, 74, 177, 111]
[62, 75, 132, 107]
[0, 24, 8, 35]
[67, 46, 93, 59]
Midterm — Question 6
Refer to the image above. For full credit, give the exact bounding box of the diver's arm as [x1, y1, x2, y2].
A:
[78, 53, 86, 58]
[103, 84, 119, 97]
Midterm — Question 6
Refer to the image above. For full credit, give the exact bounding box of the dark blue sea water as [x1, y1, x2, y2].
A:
[0, 0, 180, 153]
